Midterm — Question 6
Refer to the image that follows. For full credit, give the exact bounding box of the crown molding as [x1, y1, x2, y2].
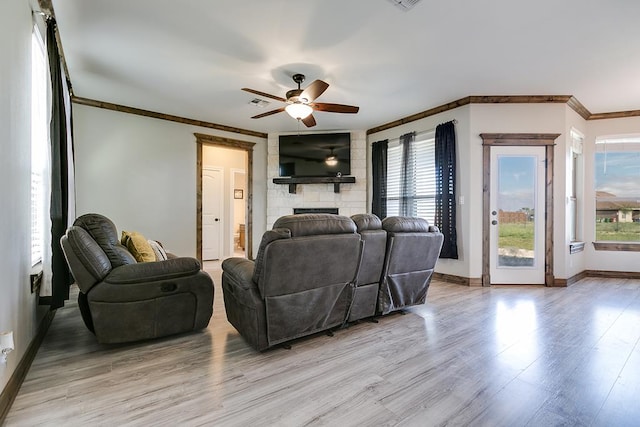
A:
[72, 96, 267, 139]
[367, 94, 640, 135]
[587, 110, 640, 121]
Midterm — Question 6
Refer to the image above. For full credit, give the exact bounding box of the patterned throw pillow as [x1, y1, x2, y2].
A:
[147, 239, 168, 261]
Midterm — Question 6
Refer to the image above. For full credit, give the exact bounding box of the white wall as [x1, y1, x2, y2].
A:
[73, 105, 267, 258]
[0, 0, 49, 394]
[202, 145, 246, 258]
[368, 103, 590, 282]
[470, 103, 569, 278]
[585, 116, 640, 272]
[266, 131, 368, 229]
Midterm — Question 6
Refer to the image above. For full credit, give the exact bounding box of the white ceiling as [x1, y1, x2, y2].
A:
[51, 0, 640, 134]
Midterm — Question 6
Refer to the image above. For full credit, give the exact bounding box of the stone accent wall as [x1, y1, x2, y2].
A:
[266, 130, 368, 229]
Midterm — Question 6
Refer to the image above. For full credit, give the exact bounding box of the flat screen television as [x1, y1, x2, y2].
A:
[278, 132, 351, 177]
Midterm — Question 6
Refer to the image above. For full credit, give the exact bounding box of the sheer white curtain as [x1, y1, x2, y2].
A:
[31, 23, 53, 296]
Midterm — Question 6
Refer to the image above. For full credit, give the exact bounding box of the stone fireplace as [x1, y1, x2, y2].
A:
[266, 131, 367, 229]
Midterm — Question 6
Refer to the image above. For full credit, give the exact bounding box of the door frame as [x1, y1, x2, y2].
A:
[196, 133, 255, 262]
[480, 133, 560, 287]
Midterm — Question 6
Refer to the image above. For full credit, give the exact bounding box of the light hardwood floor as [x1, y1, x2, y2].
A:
[5, 267, 640, 426]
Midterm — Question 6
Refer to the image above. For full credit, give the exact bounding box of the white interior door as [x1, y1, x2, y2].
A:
[203, 167, 223, 260]
[490, 146, 545, 284]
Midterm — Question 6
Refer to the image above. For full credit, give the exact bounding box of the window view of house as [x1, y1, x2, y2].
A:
[594, 136, 640, 242]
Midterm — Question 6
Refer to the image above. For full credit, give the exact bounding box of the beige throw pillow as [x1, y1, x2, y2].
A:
[121, 231, 156, 262]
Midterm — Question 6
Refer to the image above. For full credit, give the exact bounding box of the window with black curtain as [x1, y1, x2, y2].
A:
[371, 121, 458, 259]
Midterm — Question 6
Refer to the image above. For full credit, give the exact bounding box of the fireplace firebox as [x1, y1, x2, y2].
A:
[293, 208, 339, 215]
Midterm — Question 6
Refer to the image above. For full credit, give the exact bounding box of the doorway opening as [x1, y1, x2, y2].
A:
[195, 133, 255, 263]
[480, 133, 560, 286]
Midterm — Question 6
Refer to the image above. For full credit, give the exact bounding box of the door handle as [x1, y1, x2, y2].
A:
[491, 220, 498, 225]
[215, 218, 219, 222]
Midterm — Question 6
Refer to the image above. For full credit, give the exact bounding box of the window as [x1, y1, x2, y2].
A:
[31, 24, 49, 266]
[594, 136, 640, 242]
[386, 132, 436, 223]
[568, 129, 583, 243]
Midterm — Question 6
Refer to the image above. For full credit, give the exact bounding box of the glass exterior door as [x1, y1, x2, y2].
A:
[490, 146, 545, 284]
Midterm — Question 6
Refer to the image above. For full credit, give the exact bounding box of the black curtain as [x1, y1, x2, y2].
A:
[47, 18, 73, 309]
[399, 132, 416, 217]
[434, 121, 458, 259]
[371, 140, 388, 218]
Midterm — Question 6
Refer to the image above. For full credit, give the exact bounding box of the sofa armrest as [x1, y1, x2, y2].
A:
[104, 257, 201, 284]
[222, 257, 256, 290]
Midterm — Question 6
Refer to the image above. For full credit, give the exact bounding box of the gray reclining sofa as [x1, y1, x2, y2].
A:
[222, 213, 444, 351]
[60, 213, 214, 344]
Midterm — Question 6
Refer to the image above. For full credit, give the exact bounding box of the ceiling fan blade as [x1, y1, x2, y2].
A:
[251, 107, 285, 119]
[300, 80, 329, 102]
[310, 102, 360, 114]
[301, 114, 317, 127]
[242, 88, 286, 103]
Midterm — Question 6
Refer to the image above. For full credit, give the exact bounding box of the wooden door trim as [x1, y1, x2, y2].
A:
[195, 133, 256, 263]
[480, 133, 560, 286]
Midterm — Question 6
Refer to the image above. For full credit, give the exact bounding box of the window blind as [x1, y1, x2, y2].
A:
[386, 135, 435, 223]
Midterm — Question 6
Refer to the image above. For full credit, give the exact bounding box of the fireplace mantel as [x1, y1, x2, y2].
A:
[272, 176, 356, 194]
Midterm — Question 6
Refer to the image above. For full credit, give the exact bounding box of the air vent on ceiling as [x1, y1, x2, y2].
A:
[249, 98, 270, 108]
[386, 0, 422, 11]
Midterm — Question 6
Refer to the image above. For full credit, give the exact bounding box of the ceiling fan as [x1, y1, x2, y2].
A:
[242, 73, 359, 127]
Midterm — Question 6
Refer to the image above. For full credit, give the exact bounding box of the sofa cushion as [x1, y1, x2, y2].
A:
[351, 213, 382, 231]
[74, 213, 136, 267]
[121, 231, 156, 262]
[61, 226, 111, 293]
[273, 213, 357, 237]
[382, 216, 431, 233]
[252, 228, 291, 285]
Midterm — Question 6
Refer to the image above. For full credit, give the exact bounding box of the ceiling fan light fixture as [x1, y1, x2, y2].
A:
[285, 102, 313, 120]
[325, 154, 338, 166]
[325, 147, 338, 166]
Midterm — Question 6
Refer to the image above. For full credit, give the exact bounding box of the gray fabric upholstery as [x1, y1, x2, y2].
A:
[251, 228, 291, 285]
[60, 226, 111, 293]
[378, 216, 444, 315]
[60, 213, 214, 344]
[273, 214, 357, 237]
[222, 214, 362, 351]
[73, 213, 136, 267]
[348, 214, 386, 322]
[351, 213, 382, 231]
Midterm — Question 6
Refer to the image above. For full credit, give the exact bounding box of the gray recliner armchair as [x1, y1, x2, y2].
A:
[221, 214, 363, 351]
[60, 213, 214, 344]
[378, 216, 444, 315]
